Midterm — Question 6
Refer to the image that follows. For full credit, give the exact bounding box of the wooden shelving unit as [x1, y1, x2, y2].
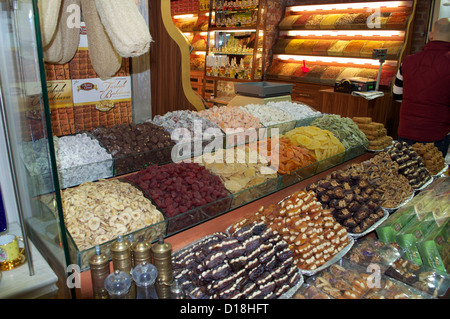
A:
[202, 0, 267, 103]
[265, 0, 417, 137]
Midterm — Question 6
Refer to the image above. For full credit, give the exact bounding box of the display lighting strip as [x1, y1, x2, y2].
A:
[173, 14, 195, 19]
[183, 32, 209, 36]
[173, 12, 210, 19]
[213, 29, 257, 33]
[273, 54, 398, 67]
[283, 30, 405, 38]
[289, 1, 412, 12]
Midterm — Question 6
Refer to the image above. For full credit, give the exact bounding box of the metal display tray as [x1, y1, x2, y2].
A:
[234, 82, 293, 98]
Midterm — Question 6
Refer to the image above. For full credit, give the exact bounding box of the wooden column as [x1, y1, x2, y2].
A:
[148, 0, 205, 116]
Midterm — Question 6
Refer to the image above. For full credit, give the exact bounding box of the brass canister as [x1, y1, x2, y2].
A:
[132, 236, 152, 267]
[89, 246, 110, 299]
[110, 235, 135, 298]
[110, 235, 132, 273]
[151, 235, 173, 299]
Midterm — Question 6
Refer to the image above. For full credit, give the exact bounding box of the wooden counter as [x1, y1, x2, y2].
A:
[318, 88, 396, 138]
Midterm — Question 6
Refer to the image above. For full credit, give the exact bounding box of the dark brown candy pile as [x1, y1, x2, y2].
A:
[172, 222, 301, 299]
[307, 169, 384, 234]
[348, 153, 414, 209]
[90, 122, 174, 174]
[386, 141, 431, 189]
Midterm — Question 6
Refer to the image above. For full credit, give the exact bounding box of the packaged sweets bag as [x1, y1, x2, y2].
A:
[376, 206, 417, 243]
[408, 189, 437, 221]
[416, 219, 449, 275]
[429, 194, 450, 226]
[395, 213, 439, 266]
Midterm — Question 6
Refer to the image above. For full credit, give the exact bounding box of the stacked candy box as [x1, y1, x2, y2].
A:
[352, 116, 393, 151]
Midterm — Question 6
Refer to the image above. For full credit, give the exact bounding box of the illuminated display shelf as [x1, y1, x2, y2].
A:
[267, 0, 416, 89]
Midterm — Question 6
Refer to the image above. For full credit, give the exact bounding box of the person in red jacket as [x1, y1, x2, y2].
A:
[393, 17, 450, 157]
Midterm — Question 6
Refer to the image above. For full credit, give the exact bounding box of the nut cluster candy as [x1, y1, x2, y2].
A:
[231, 190, 351, 271]
[387, 141, 431, 189]
[172, 223, 301, 299]
[412, 143, 446, 175]
[349, 153, 414, 209]
[91, 122, 174, 174]
[307, 169, 385, 234]
[62, 179, 165, 251]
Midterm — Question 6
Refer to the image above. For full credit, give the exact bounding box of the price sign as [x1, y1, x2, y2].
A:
[372, 48, 387, 61]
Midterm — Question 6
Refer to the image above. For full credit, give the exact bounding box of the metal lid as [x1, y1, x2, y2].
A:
[89, 246, 109, 267]
[132, 237, 151, 254]
[151, 235, 171, 255]
[110, 235, 131, 253]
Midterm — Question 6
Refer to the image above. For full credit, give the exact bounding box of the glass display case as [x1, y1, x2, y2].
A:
[0, 0, 72, 297]
[1, 0, 371, 298]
